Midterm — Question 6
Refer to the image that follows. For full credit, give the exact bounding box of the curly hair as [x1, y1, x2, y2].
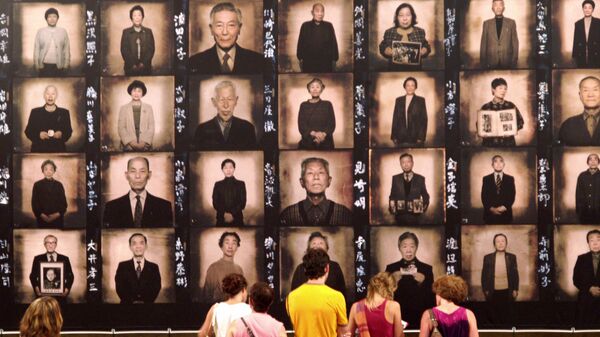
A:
[303, 248, 330, 279]
[249, 282, 274, 313]
[19, 296, 63, 337]
[221, 273, 247, 299]
[366, 272, 397, 307]
[432, 275, 468, 304]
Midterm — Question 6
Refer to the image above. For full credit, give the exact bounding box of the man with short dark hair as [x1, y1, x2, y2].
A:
[189, 2, 263, 74]
[120, 5, 155, 75]
[212, 158, 246, 226]
[559, 76, 600, 145]
[115, 233, 161, 303]
[389, 153, 430, 225]
[103, 156, 173, 227]
[573, 0, 600, 68]
[286, 248, 347, 337]
[576, 154, 600, 223]
[280, 157, 352, 226]
[29, 234, 74, 299]
[480, 0, 518, 68]
[34, 8, 70, 76]
[203, 231, 244, 302]
[481, 154, 516, 224]
[296, 3, 339, 72]
[573, 229, 600, 326]
[24, 85, 73, 152]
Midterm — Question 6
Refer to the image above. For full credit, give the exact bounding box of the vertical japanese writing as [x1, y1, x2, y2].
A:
[263, 9, 275, 61]
[264, 84, 276, 134]
[538, 158, 551, 208]
[0, 12, 10, 65]
[86, 86, 97, 143]
[174, 160, 187, 212]
[354, 84, 366, 135]
[85, 10, 97, 66]
[355, 236, 367, 295]
[0, 165, 8, 204]
[264, 163, 276, 208]
[538, 236, 551, 288]
[87, 239, 98, 292]
[174, 12, 186, 61]
[537, 82, 550, 131]
[444, 9, 456, 57]
[264, 237, 276, 289]
[445, 81, 457, 130]
[175, 84, 186, 134]
[86, 161, 98, 211]
[0, 89, 9, 136]
[536, 2, 549, 55]
[353, 5, 366, 60]
[0, 239, 10, 288]
[446, 158, 458, 210]
[353, 161, 367, 210]
[175, 237, 188, 288]
[445, 237, 459, 275]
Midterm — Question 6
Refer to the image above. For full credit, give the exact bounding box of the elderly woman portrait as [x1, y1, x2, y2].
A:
[378, 3, 431, 70]
[120, 5, 155, 75]
[297, 78, 336, 150]
[31, 159, 68, 227]
[118, 80, 155, 151]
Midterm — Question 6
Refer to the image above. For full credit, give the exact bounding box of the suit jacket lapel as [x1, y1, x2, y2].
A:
[141, 193, 152, 224]
[123, 194, 134, 224]
[212, 117, 226, 143]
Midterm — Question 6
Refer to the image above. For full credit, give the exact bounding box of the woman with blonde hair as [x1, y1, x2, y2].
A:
[19, 296, 63, 337]
[419, 275, 479, 337]
[347, 272, 405, 337]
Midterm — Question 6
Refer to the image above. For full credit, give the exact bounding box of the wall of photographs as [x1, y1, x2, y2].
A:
[0, 0, 599, 330]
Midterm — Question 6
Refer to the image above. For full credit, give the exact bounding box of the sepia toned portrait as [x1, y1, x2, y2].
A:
[552, 0, 600, 68]
[189, 151, 264, 226]
[369, 72, 445, 148]
[279, 73, 354, 150]
[13, 154, 85, 228]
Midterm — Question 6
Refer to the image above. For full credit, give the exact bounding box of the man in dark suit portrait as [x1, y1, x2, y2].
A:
[573, 0, 600, 68]
[29, 235, 74, 299]
[481, 233, 519, 302]
[24, 85, 73, 153]
[103, 156, 173, 227]
[212, 158, 246, 226]
[290, 231, 346, 297]
[193, 80, 257, 150]
[576, 154, 600, 223]
[573, 229, 600, 326]
[480, 0, 519, 69]
[389, 153, 430, 225]
[478, 77, 524, 146]
[391, 77, 428, 147]
[296, 3, 339, 72]
[120, 5, 155, 75]
[280, 157, 352, 226]
[559, 76, 600, 146]
[481, 155, 516, 224]
[189, 2, 263, 74]
[115, 233, 161, 304]
[385, 232, 434, 329]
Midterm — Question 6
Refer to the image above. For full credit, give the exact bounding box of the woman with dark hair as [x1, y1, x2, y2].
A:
[19, 296, 63, 337]
[297, 78, 336, 150]
[31, 159, 67, 227]
[419, 275, 479, 337]
[198, 273, 252, 337]
[378, 3, 431, 70]
[118, 80, 155, 151]
[120, 5, 155, 75]
[348, 272, 405, 337]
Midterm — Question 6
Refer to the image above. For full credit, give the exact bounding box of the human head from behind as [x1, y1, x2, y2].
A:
[300, 157, 332, 196]
[312, 3, 325, 22]
[303, 247, 330, 280]
[579, 76, 600, 111]
[125, 157, 151, 194]
[212, 80, 239, 122]
[19, 296, 63, 337]
[209, 2, 242, 50]
[41, 160, 57, 180]
[398, 231, 419, 261]
[248, 282, 275, 313]
[221, 273, 248, 301]
[45, 8, 59, 27]
[588, 153, 600, 170]
[394, 3, 417, 29]
[583, 0, 595, 17]
[307, 231, 329, 252]
[366, 272, 397, 304]
[129, 233, 148, 259]
[587, 229, 600, 253]
[432, 274, 468, 305]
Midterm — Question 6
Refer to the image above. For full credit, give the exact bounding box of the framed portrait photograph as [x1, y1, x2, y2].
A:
[39, 262, 64, 295]
[392, 41, 421, 65]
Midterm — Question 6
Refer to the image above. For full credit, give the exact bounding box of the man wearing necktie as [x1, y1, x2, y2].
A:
[389, 153, 430, 225]
[573, 229, 600, 327]
[559, 76, 600, 146]
[29, 234, 74, 299]
[576, 154, 600, 223]
[115, 233, 161, 304]
[103, 156, 173, 227]
[481, 155, 516, 224]
[189, 2, 264, 74]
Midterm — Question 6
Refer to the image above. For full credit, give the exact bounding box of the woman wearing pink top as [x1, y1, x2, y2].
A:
[347, 272, 405, 337]
[226, 282, 287, 337]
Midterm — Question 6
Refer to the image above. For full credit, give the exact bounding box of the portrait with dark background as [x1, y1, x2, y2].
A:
[551, 0, 596, 68]
[12, 77, 86, 152]
[369, 71, 445, 147]
[370, 148, 445, 225]
[460, 0, 536, 69]
[101, 152, 174, 225]
[460, 70, 537, 146]
[101, 228, 176, 303]
[189, 151, 264, 226]
[100, 1, 174, 76]
[12, 2, 85, 76]
[278, 73, 354, 149]
[368, 0, 444, 70]
[189, 227, 263, 303]
[189, 0, 263, 57]
[13, 153, 86, 228]
[188, 75, 264, 146]
[460, 148, 537, 224]
[13, 229, 86, 303]
[277, 0, 353, 73]
[554, 225, 600, 300]
[100, 76, 174, 152]
[552, 70, 600, 143]
[279, 150, 354, 212]
[462, 224, 539, 301]
[279, 226, 355, 300]
[554, 147, 600, 223]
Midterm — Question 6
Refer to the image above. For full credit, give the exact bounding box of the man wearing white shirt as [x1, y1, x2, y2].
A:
[29, 234, 74, 299]
[115, 233, 161, 303]
[481, 155, 516, 223]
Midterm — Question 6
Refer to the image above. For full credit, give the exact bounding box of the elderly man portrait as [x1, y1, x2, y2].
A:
[296, 3, 339, 72]
[576, 154, 600, 223]
[481, 154, 516, 224]
[480, 0, 519, 69]
[103, 156, 173, 227]
[559, 76, 600, 146]
[573, 0, 600, 68]
[189, 2, 263, 74]
[573, 229, 600, 326]
[193, 80, 257, 150]
[29, 235, 74, 300]
[280, 157, 352, 226]
[115, 233, 161, 304]
[389, 153, 430, 225]
[33, 8, 70, 76]
[24, 85, 73, 153]
[120, 5, 155, 75]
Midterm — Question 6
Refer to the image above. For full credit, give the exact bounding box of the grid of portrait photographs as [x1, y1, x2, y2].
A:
[1, 0, 600, 330]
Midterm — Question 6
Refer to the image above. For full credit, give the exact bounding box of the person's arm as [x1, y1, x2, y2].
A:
[145, 29, 155, 65]
[63, 29, 70, 69]
[24, 109, 38, 142]
[118, 105, 136, 146]
[391, 98, 400, 142]
[115, 263, 128, 302]
[346, 303, 357, 337]
[419, 29, 431, 58]
[225, 319, 237, 337]
[506, 176, 516, 208]
[120, 29, 129, 63]
[480, 21, 488, 68]
[149, 264, 161, 302]
[576, 173, 584, 215]
[278, 325, 287, 337]
[418, 310, 432, 337]
[197, 304, 216, 337]
[63, 256, 74, 295]
[466, 309, 480, 337]
[515, 106, 524, 131]
[421, 176, 430, 210]
[60, 109, 73, 142]
[417, 97, 428, 143]
[239, 181, 247, 210]
[481, 255, 490, 298]
[335, 293, 349, 337]
[33, 30, 41, 70]
[57, 181, 67, 215]
[297, 22, 307, 62]
[481, 176, 491, 210]
[142, 104, 155, 147]
[31, 182, 42, 219]
[511, 254, 519, 298]
[325, 101, 336, 136]
[298, 103, 311, 140]
[379, 29, 392, 57]
[391, 301, 405, 337]
[573, 22, 578, 60]
[573, 255, 587, 291]
[212, 183, 222, 212]
[330, 22, 339, 62]
[511, 20, 519, 66]
[29, 257, 40, 296]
